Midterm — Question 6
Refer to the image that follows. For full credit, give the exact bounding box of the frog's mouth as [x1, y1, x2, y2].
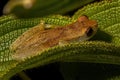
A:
[78, 34, 90, 42]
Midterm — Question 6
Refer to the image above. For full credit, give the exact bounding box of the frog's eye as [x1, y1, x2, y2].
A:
[86, 27, 93, 37]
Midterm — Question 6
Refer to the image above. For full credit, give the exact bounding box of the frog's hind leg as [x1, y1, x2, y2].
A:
[39, 20, 58, 29]
[10, 20, 45, 51]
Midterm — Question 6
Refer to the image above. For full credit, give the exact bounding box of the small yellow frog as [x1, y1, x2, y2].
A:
[10, 16, 98, 60]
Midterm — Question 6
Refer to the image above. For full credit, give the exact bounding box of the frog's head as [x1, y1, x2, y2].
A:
[85, 20, 98, 38]
[77, 16, 98, 41]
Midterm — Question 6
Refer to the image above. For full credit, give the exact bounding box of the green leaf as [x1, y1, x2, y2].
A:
[0, 0, 120, 80]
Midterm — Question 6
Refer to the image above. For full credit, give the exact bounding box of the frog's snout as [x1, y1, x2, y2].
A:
[89, 20, 98, 31]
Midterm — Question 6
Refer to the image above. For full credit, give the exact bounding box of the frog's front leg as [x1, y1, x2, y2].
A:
[58, 40, 69, 46]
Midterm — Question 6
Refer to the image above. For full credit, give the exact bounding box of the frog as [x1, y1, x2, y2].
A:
[10, 16, 98, 61]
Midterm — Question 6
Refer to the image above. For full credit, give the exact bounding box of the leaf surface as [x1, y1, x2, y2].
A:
[0, 0, 120, 80]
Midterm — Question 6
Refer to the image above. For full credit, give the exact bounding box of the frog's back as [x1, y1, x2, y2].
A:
[12, 26, 66, 60]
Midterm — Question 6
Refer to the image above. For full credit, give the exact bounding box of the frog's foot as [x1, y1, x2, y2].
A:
[35, 20, 45, 30]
